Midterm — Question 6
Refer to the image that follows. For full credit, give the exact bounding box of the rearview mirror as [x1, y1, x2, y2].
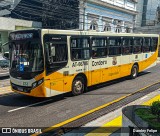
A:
[51, 46, 55, 56]
[45, 43, 55, 65]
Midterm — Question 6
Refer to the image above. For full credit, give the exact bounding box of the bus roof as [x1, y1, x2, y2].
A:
[43, 29, 160, 37]
[10, 29, 159, 38]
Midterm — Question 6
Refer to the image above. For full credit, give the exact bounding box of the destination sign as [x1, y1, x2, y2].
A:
[10, 33, 33, 40]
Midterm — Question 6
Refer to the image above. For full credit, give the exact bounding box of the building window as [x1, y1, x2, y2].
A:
[116, 29, 120, 33]
[126, 27, 132, 33]
[116, 24, 122, 33]
[90, 21, 98, 30]
[104, 25, 111, 31]
[71, 37, 90, 60]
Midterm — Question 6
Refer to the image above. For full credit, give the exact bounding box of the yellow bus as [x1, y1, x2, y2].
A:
[8, 29, 159, 97]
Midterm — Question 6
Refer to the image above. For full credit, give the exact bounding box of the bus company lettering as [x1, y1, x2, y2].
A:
[92, 60, 107, 66]
[10, 33, 33, 40]
[72, 61, 88, 67]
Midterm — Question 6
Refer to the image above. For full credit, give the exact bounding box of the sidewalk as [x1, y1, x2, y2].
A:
[63, 89, 160, 136]
[0, 86, 12, 95]
[85, 90, 160, 136]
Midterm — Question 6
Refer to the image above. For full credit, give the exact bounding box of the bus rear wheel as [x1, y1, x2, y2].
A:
[72, 76, 85, 95]
[130, 65, 138, 79]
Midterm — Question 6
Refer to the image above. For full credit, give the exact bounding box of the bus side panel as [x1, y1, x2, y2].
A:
[139, 50, 158, 72]
[101, 57, 111, 83]
[44, 71, 65, 97]
[120, 55, 131, 77]
[141, 52, 154, 71]
[68, 60, 90, 86]
[90, 58, 102, 85]
[108, 56, 121, 81]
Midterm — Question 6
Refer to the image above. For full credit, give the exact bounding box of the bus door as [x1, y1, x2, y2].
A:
[91, 37, 108, 85]
[44, 34, 68, 96]
[70, 36, 90, 86]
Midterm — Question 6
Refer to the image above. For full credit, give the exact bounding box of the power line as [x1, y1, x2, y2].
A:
[0, 0, 159, 30]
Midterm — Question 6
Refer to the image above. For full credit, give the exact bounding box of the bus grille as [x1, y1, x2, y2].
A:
[11, 83, 32, 93]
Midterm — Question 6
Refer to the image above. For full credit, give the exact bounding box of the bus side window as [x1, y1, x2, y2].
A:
[71, 37, 90, 61]
[92, 37, 107, 58]
[143, 38, 151, 52]
[151, 37, 158, 52]
[108, 37, 121, 56]
[122, 37, 132, 55]
[133, 38, 142, 54]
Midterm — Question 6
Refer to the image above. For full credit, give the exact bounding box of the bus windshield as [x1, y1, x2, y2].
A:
[10, 40, 44, 73]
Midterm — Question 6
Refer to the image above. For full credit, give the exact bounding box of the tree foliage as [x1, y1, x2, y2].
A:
[151, 101, 160, 122]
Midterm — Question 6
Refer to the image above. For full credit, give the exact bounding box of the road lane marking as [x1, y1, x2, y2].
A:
[32, 80, 160, 136]
[142, 94, 160, 106]
[85, 116, 122, 136]
[8, 99, 53, 113]
[140, 96, 148, 100]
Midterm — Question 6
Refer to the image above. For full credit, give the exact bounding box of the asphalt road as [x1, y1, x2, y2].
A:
[0, 64, 160, 128]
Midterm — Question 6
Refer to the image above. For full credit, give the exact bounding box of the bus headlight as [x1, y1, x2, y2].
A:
[32, 78, 44, 89]
[38, 79, 44, 85]
[32, 82, 37, 88]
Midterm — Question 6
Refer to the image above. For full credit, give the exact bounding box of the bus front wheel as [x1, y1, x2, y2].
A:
[130, 65, 138, 79]
[72, 76, 85, 95]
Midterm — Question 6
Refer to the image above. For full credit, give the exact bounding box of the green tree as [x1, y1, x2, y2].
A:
[151, 101, 160, 122]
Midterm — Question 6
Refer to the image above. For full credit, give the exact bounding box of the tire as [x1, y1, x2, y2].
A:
[130, 65, 138, 79]
[72, 76, 85, 95]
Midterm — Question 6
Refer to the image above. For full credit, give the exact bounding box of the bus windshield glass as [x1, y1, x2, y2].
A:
[10, 41, 44, 73]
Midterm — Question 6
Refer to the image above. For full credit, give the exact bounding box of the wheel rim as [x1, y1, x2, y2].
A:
[74, 80, 83, 94]
[133, 67, 137, 77]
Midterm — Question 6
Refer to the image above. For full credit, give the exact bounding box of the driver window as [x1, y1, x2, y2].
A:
[44, 34, 68, 75]
[46, 42, 67, 63]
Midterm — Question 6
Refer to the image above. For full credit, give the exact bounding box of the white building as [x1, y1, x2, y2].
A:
[0, 17, 42, 52]
[79, 0, 138, 33]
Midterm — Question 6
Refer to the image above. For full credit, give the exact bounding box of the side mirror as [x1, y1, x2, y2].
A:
[45, 43, 55, 65]
[50, 46, 55, 57]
